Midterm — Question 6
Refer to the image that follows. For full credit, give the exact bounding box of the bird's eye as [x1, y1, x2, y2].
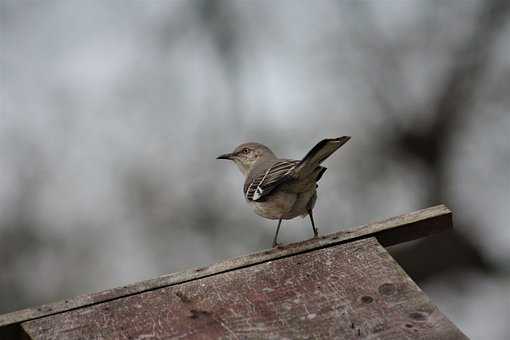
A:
[242, 148, 249, 154]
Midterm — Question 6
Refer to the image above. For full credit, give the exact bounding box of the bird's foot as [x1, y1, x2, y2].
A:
[272, 241, 284, 248]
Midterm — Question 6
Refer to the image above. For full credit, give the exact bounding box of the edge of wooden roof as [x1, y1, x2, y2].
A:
[0, 204, 452, 330]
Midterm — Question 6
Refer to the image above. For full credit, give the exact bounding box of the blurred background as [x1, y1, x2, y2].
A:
[1, 0, 509, 338]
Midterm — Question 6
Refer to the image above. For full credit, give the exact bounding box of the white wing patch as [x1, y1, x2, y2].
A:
[253, 187, 263, 201]
[245, 160, 298, 201]
[253, 167, 272, 200]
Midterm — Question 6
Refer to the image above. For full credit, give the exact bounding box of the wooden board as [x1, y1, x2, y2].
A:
[22, 237, 467, 339]
[0, 204, 452, 335]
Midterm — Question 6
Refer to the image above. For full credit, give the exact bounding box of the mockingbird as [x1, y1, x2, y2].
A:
[217, 136, 350, 247]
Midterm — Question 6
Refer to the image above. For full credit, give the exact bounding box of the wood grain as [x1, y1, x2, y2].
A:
[22, 238, 467, 339]
[0, 205, 452, 333]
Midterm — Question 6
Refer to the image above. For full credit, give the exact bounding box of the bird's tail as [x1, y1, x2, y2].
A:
[294, 136, 350, 178]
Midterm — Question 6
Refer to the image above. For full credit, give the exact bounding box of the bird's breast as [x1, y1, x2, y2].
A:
[247, 189, 317, 220]
[247, 190, 297, 220]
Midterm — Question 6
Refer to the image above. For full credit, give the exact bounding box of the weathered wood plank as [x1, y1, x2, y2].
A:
[0, 205, 452, 331]
[22, 237, 467, 339]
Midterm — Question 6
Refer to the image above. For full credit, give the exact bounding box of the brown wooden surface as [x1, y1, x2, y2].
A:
[22, 237, 466, 339]
[0, 204, 452, 334]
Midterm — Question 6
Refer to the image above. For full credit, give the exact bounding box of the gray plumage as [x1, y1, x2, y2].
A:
[217, 136, 350, 247]
[244, 159, 300, 201]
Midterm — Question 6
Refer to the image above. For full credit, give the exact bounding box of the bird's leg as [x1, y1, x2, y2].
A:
[308, 208, 318, 237]
[273, 219, 283, 247]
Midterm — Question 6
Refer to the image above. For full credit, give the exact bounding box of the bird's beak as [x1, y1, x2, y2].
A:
[217, 152, 234, 160]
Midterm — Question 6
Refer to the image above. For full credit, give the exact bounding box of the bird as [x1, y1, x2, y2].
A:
[217, 136, 350, 247]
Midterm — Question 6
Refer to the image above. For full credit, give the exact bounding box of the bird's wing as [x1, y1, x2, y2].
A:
[244, 160, 299, 201]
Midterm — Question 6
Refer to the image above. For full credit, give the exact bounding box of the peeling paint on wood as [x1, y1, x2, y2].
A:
[22, 238, 467, 339]
[0, 205, 452, 334]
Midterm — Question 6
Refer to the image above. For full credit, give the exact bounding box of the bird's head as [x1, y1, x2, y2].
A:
[217, 142, 275, 175]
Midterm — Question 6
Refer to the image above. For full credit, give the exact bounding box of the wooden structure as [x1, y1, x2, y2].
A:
[0, 205, 468, 339]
